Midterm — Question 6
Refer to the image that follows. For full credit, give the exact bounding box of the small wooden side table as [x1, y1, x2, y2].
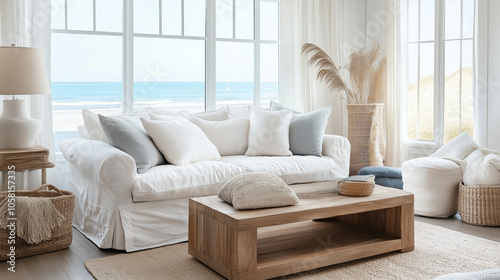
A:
[0, 146, 55, 189]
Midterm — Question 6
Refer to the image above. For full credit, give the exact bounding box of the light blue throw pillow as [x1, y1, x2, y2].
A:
[99, 114, 166, 173]
[269, 101, 331, 156]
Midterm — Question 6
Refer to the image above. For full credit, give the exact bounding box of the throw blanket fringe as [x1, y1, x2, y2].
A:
[0, 197, 64, 244]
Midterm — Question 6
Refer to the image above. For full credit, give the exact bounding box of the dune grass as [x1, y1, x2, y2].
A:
[408, 67, 473, 143]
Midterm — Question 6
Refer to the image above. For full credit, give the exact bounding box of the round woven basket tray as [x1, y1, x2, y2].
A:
[338, 180, 375, 197]
[458, 182, 500, 226]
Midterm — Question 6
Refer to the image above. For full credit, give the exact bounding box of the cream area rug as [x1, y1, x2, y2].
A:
[85, 221, 500, 280]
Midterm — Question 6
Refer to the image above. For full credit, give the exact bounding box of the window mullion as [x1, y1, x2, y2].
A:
[181, 0, 185, 36]
[415, 0, 420, 139]
[254, 0, 261, 107]
[159, 0, 163, 35]
[65, 0, 68, 29]
[205, 0, 216, 110]
[233, 0, 236, 39]
[459, 0, 464, 132]
[434, 0, 444, 146]
[93, 0, 97, 31]
[123, 0, 134, 114]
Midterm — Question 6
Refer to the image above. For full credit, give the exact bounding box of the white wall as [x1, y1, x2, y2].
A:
[365, 0, 387, 49]
[337, 0, 388, 59]
[485, 0, 500, 151]
[338, 0, 368, 61]
[334, 0, 379, 136]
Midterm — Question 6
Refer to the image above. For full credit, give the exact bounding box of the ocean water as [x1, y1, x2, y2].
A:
[52, 81, 279, 110]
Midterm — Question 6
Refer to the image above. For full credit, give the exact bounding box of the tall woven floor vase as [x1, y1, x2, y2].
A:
[347, 104, 385, 175]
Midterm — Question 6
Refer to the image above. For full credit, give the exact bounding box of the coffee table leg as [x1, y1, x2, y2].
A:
[401, 203, 415, 252]
[230, 228, 257, 279]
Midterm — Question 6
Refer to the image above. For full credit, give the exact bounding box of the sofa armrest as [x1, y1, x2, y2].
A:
[322, 134, 351, 176]
[59, 138, 137, 186]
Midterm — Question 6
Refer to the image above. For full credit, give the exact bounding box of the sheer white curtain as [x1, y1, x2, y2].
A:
[280, 0, 408, 166]
[0, 0, 56, 188]
[279, 0, 346, 136]
[384, 0, 408, 167]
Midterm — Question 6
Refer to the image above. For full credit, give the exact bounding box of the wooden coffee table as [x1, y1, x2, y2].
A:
[188, 183, 414, 280]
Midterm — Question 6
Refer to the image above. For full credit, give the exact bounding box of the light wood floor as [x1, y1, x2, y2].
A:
[1, 215, 499, 280]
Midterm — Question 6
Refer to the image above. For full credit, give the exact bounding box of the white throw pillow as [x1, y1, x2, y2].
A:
[245, 107, 293, 156]
[227, 106, 251, 119]
[218, 172, 299, 210]
[82, 109, 107, 142]
[463, 149, 500, 186]
[141, 118, 221, 166]
[149, 113, 184, 121]
[193, 107, 228, 121]
[430, 132, 478, 160]
[189, 115, 249, 156]
[147, 107, 191, 119]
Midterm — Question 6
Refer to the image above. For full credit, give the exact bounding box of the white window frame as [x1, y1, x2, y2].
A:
[51, 0, 280, 115]
[407, 0, 475, 156]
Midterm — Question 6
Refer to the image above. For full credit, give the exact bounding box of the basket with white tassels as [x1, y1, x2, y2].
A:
[0, 184, 75, 260]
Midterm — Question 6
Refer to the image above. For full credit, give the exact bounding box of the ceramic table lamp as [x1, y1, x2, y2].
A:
[0, 45, 51, 149]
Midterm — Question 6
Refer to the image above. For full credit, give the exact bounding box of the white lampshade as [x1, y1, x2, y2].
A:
[0, 46, 50, 149]
[0, 46, 51, 95]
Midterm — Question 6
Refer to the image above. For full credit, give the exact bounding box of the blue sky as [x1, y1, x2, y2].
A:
[50, 0, 279, 83]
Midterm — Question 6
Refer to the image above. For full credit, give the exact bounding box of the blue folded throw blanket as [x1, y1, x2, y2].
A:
[358, 166, 403, 189]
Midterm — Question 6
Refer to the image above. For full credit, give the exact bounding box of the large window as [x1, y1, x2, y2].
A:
[50, 0, 279, 147]
[407, 0, 474, 146]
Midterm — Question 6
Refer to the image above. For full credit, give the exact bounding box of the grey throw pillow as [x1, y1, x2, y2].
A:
[99, 114, 166, 173]
[218, 172, 299, 210]
[270, 101, 331, 156]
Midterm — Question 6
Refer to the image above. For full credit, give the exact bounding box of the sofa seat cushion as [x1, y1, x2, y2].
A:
[132, 161, 245, 202]
[220, 155, 344, 185]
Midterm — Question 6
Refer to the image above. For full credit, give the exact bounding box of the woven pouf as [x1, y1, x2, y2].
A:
[458, 182, 500, 226]
[402, 157, 462, 218]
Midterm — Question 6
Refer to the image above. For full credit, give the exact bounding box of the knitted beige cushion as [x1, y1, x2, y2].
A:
[218, 172, 299, 210]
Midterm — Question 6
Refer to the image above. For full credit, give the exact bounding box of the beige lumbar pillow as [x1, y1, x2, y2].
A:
[218, 172, 299, 210]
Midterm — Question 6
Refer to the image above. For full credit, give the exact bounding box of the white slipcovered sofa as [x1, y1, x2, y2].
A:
[59, 107, 350, 252]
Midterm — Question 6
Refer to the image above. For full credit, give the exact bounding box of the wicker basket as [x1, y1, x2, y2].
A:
[458, 182, 500, 226]
[338, 180, 375, 197]
[0, 184, 75, 260]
